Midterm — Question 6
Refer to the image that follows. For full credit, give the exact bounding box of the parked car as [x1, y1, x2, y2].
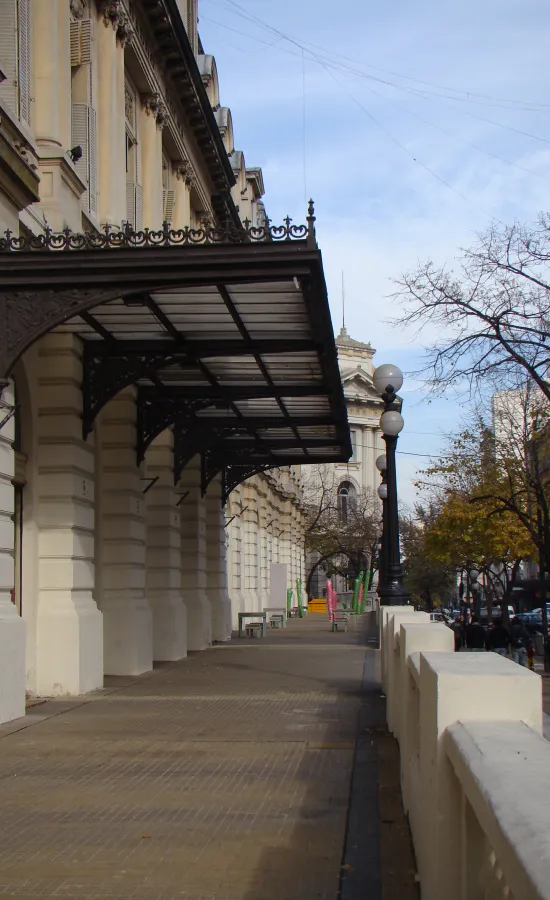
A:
[430, 612, 447, 623]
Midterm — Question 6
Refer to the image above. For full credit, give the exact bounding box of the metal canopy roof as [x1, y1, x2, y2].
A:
[0, 209, 351, 493]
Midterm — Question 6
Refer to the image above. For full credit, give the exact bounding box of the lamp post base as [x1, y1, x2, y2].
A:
[377, 579, 412, 606]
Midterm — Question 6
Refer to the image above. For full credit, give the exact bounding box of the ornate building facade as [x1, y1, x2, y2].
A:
[307, 327, 383, 596]
[0, 0, 349, 724]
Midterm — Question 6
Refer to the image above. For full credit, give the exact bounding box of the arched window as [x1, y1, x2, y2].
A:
[337, 481, 357, 521]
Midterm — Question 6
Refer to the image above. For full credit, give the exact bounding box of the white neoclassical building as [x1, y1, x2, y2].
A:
[0, 0, 350, 724]
[333, 326, 385, 499]
[305, 327, 384, 597]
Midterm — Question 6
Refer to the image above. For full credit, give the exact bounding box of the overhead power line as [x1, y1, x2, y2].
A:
[204, 0, 550, 113]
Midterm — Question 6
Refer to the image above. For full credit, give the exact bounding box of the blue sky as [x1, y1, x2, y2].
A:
[199, 0, 550, 505]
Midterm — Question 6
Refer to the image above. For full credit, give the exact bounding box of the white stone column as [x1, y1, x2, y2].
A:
[0, 383, 26, 722]
[145, 431, 187, 660]
[35, 334, 103, 696]
[33, 0, 71, 149]
[98, 388, 152, 675]
[257, 489, 270, 607]
[180, 457, 211, 650]
[140, 96, 163, 230]
[173, 165, 192, 228]
[205, 476, 232, 642]
[242, 482, 261, 611]
[97, 14, 125, 225]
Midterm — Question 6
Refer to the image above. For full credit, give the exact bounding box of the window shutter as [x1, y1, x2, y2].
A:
[71, 101, 89, 195]
[0, 0, 18, 114]
[163, 189, 175, 223]
[126, 182, 136, 228]
[17, 0, 31, 124]
[135, 184, 143, 230]
[70, 21, 80, 66]
[70, 19, 91, 66]
[88, 105, 97, 214]
[71, 102, 97, 215]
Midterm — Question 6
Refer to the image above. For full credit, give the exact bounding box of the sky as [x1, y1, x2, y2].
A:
[199, 0, 550, 506]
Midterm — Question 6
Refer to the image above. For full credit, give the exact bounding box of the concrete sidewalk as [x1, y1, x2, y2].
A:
[0, 614, 416, 900]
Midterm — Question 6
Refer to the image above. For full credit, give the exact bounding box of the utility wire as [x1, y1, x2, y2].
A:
[204, 0, 550, 113]
[201, 8, 550, 146]
[312, 54, 507, 225]
[302, 48, 307, 206]
[202, 11, 550, 194]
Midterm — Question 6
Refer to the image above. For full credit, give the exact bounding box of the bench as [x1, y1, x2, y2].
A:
[265, 607, 287, 628]
[245, 622, 264, 638]
[270, 615, 284, 629]
[238, 611, 267, 638]
[331, 613, 349, 633]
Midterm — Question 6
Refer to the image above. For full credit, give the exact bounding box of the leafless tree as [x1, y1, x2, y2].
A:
[394, 214, 550, 401]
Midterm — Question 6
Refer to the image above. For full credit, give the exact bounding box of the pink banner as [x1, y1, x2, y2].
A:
[326, 579, 336, 620]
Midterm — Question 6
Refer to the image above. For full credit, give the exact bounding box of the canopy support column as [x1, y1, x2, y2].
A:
[98, 387, 153, 676]
[0, 381, 25, 722]
[180, 456, 212, 650]
[146, 430, 187, 661]
[205, 475, 232, 642]
[35, 334, 103, 696]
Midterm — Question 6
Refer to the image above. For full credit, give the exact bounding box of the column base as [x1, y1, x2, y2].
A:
[102, 594, 153, 676]
[0, 602, 26, 723]
[182, 590, 212, 651]
[36, 592, 103, 696]
[211, 590, 232, 642]
[150, 593, 187, 661]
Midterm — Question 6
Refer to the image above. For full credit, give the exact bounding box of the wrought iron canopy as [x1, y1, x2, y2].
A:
[0, 208, 351, 485]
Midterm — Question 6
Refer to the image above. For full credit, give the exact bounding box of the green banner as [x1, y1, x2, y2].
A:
[296, 579, 304, 618]
[352, 571, 364, 612]
[286, 588, 293, 613]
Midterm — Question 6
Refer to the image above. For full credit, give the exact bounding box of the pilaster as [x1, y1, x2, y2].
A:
[242, 481, 261, 611]
[0, 383, 26, 722]
[180, 457, 212, 650]
[140, 94, 165, 229]
[205, 476, 232, 642]
[33, 0, 71, 149]
[97, 10, 125, 225]
[35, 334, 103, 696]
[98, 387, 153, 675]
[145, 431, 187, 660]
[173, 163, 193, 228]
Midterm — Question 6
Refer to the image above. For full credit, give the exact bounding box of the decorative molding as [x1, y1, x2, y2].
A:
[70, 0, 87, 20]
[141, 92, 162, 117]
[97, 0, 123, 29]
[124, 83, 135, 130]
[174, 160, 195, 187]
[155, 102, 168, 129]
[116, 13, 134, 46]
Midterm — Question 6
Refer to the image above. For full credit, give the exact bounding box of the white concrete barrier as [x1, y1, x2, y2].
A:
[380, 607, 549, 900]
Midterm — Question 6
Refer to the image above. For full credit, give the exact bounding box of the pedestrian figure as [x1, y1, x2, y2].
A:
[485, 617, 509, 657]
[509, 617, 530, 666]
[464, 614, 486, 652]
[451, 617, 463, 652]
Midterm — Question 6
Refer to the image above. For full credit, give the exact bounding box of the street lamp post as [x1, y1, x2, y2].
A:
[373, 364, 411, 606]
[376, 453, 388, 590]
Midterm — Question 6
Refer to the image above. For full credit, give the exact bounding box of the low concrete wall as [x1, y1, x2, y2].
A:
[381, 607, 548, 900]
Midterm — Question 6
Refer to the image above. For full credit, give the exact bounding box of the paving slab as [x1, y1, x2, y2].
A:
[0, 614, 413, 900]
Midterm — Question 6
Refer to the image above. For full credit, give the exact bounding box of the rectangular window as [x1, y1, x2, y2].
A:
[162, 151, 175, 223]
[350, 429, 357, 460]
[0, 0, 31, 124]
[71, 102, 98, 215]
[124, 78, 142, 229]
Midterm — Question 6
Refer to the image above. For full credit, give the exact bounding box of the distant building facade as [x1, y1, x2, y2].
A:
[307, 327, 384, 596]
